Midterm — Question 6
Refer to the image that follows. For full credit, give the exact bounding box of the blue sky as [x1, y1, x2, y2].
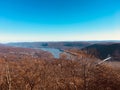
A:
[0, 0, 120, 42]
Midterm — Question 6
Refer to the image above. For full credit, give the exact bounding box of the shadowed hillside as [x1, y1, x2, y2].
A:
[82, 43, 120, 60]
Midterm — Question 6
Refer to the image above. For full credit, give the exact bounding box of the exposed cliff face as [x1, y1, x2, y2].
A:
[82, 43, 120, 60]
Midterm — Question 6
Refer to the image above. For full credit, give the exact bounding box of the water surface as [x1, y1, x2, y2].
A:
[40, 48, 63, 58]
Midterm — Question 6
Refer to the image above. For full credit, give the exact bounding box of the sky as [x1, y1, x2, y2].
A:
[0, 0, 120, 43]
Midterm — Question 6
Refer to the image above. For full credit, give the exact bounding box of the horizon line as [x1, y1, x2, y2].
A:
[1, 40, 120, 44]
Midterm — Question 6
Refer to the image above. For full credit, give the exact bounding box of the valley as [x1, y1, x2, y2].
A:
[0, 41, 120, 90]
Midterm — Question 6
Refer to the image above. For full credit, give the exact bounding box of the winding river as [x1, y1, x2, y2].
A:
[40, 48, 63, 58]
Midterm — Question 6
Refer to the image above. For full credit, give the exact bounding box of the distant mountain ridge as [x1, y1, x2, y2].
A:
[6, 41, 120, 49]
[6, 42, 92, 49]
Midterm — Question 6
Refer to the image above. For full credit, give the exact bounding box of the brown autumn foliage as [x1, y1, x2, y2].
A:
[0, 46, 120, 90]
[0, 56, 120, 90]
[0, 45, 53, 60]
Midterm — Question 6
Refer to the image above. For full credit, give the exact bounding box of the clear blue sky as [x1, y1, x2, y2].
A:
[0, 0, 120, 42]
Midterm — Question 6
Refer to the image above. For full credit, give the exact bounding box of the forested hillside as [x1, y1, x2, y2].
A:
[82, 43, 120, 60]
[0, 45, 120, 90]
[0, 45, 53, 60]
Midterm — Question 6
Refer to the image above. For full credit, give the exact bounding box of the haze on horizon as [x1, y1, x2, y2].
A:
[0, 0, 120, 43]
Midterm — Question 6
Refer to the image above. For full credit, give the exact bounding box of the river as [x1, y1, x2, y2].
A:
[40, 48, 63, 58]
